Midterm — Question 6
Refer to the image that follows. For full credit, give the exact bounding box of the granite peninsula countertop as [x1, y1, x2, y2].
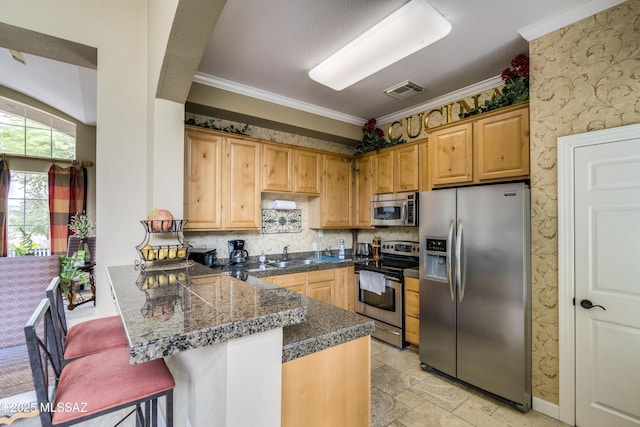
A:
[107, 263, 306, 363]
[107, 261, 374, 364]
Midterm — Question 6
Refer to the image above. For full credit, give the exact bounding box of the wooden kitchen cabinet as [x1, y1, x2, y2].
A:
[184, 127, 223, 229]
[394, 143, 419, 192]
[334, 266, 355, 312]
[262, 144, 321, 195]
[429, 102, 530, 188]
[263, 266, 354, 310]
[419, 139, 429, 191]
[307, 269, 335, 305]
[282, 335, 370, 427]
[184, 127, 261, 230]
[293, 149, 321, 194]
[404, 276, 420, 347]
[261, 143, 292, 192]
[354, 154, 374, 228]
[224, 137, 261, 229]
[309, 153, 352, 228]
[474, 105, 529, 181]
[372, 142, 420, 194]
[429, 122, 474, 187]
[373, 149, 394, 194]
[269, 272, 307, 294]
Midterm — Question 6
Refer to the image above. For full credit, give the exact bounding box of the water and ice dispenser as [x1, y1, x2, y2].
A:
[424, 238, 447, 281]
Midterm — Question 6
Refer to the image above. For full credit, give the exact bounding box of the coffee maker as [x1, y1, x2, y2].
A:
[228, 240, 248, 265]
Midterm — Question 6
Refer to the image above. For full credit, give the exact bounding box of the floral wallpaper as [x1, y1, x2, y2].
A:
[529, 0, 640, 403]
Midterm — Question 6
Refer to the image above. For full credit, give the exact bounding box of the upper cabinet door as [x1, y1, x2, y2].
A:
[354, 154, 374, 228]
[474, 106, 530, 181]
[184, 127, 222, 230]
[262, 143, 292, 193]
[224, 137, 261, 229]
[394, 143, 419, 192]
[294, 149, 321, 194]
[429, 122, 473, 187]
[373, 150, 394, 194]
[312, 154, 352, 228]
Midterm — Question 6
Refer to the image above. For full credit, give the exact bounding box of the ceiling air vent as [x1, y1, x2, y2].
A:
[384, 80, 424, 100]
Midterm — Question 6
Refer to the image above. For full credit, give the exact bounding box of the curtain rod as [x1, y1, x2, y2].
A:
[0, 152, 94, 167]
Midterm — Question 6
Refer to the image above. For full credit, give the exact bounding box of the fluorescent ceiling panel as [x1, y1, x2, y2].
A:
[309, 0, 451, 91]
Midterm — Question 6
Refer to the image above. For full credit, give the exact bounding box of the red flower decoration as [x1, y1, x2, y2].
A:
[501, 54, 529, 82]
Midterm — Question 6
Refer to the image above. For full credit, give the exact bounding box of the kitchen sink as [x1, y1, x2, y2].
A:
[267, 258, 328, 268]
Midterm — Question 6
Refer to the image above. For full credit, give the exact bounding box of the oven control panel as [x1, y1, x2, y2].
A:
[381, 241, 419, 257]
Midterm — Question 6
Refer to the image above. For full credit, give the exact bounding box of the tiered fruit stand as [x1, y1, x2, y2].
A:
[134, 219, 192, 270]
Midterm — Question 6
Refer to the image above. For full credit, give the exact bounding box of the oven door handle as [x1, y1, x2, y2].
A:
[446, 219, 455, 301]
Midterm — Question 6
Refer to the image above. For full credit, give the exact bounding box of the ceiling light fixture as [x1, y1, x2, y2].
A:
[308, 0, 451, 91]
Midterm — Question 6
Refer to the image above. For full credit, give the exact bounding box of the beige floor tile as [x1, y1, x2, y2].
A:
[376, 347, 421, 373]
[372, 364, 418, 396]
[397, 400, 475, 427]
[409, 375, 475, 412]
[491, 405, 570, 427]
[452, 395, 510, 427]
[371, 387, 412, 427]
[395, 389, 427, 409]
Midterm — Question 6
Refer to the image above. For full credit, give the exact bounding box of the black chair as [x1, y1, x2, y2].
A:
[25, 298, 174, 426]
[46, 277, 128, 361]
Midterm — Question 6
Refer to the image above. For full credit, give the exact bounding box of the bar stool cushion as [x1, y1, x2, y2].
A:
[52, 346, 175, 425]
[64, 315, 129, 359]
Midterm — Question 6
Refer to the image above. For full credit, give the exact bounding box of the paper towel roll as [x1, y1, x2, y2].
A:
[272, 200, 296, 210]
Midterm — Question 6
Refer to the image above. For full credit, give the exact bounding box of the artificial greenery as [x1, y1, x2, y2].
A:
[353, 118, 406, 156]
[59, 255, 89, 294]
[69, 213, 95, 239]
[184, 117, 251, 135]
[460, 54, 530, 119]
[9, 227, 36, 256]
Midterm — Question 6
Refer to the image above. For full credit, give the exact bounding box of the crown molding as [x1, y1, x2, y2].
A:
[192, 72, 365, 125]
[377, 75, 503, 124]
[518, 0, 627, 41]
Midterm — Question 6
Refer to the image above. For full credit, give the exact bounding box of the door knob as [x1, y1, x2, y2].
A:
[580, 299, 606, 310]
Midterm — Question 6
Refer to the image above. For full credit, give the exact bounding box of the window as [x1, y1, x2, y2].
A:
[7, 171, 50, 254]
[0, 96, 76, 159]
[0, 96, 77, 255]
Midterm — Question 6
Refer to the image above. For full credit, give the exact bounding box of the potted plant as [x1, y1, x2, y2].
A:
[59, 255, 89, 307]
[460, 54, 530, 118]
[353, 118, 406, 155]
[69, 212, 95, 263]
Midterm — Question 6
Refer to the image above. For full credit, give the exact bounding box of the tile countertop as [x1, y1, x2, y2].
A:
[107, 261, 374, 364]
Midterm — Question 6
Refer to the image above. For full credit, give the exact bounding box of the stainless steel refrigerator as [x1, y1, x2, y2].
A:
[419, 182, 531, 411]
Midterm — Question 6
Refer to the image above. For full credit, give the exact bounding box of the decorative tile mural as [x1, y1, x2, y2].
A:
[529, 0, 640, 403]
[261, 209, 302, 234]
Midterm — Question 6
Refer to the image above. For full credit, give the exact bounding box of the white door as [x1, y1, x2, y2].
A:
[574, 135, 640, 426]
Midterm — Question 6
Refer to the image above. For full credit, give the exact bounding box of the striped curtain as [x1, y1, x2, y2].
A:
[0, 156, 10, 257]
[48, 165, 87, 255]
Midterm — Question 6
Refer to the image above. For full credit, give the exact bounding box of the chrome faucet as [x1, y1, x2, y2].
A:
[282, 245, 289, 261]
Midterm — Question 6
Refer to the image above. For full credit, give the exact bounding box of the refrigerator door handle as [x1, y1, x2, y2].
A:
[446, 219, 455, 301]
[456, 219, 465, 302]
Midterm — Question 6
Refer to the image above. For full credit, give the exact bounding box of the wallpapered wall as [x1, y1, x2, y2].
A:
[529, 0, 640, 403]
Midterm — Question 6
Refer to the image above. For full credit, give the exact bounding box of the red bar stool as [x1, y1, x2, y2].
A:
[46, 277, 128, 360]
[25, 298, 174, 427]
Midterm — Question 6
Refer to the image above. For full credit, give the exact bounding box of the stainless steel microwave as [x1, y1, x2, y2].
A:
[370, 192, 418, 227]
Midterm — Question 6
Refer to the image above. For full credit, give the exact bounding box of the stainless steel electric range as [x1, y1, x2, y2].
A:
[354, 240, 419, 347]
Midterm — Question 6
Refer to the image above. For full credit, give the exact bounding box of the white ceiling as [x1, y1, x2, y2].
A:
[0, 0, 623, 128]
